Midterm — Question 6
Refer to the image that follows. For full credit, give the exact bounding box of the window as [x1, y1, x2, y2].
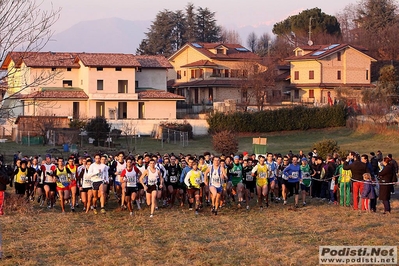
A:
[294, 71, 299, 80]
[309, 70, 314, 80]
[96, 102, 105, 117]
[309, 89, 315, 98]
[243, 70, 248, 78]
[115, 67, 122, 71]
[63, 80, 72, 87]
[217, 49, 223, 54]
[81, 80, 83, 85]
[184, 71, 186, 77]
[67, 68, 72, 71]
[191, 69, 196, 79]
[135, 81, 139, 88]
[97, 80, 104, 91]
[224, 69, 229, 77]
[200, 69, 204, 78]
[177, 70, 182, 79]
[118, 102, 127, 119]
[337, 70, 341, 80]
[118, 80, 128, 93]
[337, 52, 341, 61]
[51, 67, 56, 71]
[73, 102, 79, 119]
[366, 70, 369, 80]
[97, 67, 103, 71]
[294, 89, 299, 99]
[242, 90, 248, 100]
[212, 69, 221, 77]
[138, 102, 145, 119]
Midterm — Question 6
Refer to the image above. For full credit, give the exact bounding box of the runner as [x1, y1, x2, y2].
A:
[135, 156, 146, 208]
[299, 157, 313, 206]
[120, 157, 141, 216]
[111, 152, 126, 209]
[242, 159, 254, 210]
[265, 153, 278, 204]
[41, 154, 57, 209]
[179, 157, 194, 208]
[184, 161, 203, 214]
[165, 155, 181, 208]
[283, 155, 302, 208]
[87, 154, 106, 214]
[54, 157, 72, 213]
[204, 156, 227, 215]
[140, 159, 164, 217]
[13, 160, 28, 198]
[230, 155, 244, 208]
[79, 157, 92, 212]
[251, 155, 268, 210]
[66, 157, 78, 212]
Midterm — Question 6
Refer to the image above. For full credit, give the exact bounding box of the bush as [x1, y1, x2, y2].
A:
[312, 139, 340, 159]
[212, 130, 238, 155]
[160, 120, 193, 139]
[207, 104, 347, 133]
[85, 116, 111, 144]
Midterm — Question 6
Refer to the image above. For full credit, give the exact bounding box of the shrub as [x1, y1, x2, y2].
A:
[160, 120, 193, 139]
[85, 116, 111, 144]
[212, 130, 238, 155]
[207, 104, 347, 133]
[312, 139, 340, 160]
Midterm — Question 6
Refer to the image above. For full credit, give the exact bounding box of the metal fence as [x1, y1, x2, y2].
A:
[160, 128, 189, 148]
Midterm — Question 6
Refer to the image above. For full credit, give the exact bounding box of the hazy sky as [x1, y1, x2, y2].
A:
[48, 0, 357, 34]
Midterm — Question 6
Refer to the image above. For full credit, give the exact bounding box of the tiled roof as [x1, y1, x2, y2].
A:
[22, 87, 89, 99]
[181, 60, 218, 68]
[1, 52, 79, 69]
[169, 43, 261, 61]
[170, 79, 243, 88]
[135, 55, 172, 68]
[287, 83, 376, 89]
[286, 44, 376, 61]
[138, 90, 185, 100]
[77, 53, 140, 67]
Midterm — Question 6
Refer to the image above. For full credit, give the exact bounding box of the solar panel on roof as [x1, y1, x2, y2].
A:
[192, 43, 202, 48]
[324, 44, 340, 50]
[312, 51, 326, 56]
[235, 47, 249, 52]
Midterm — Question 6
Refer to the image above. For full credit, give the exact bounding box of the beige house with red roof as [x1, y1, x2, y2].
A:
[285, 44, 376, 105]
[1, 52, 183, 127]
[168, 42, 265, 111]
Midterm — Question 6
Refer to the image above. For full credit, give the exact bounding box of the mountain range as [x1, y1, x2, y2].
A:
[44, 17, 273, 54]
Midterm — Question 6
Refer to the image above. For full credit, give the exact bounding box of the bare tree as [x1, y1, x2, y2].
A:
[121, 121, 139, 153]
[220, 27, 242, 44]
[247, 32, 258, 53]
[0, 0, 61, 120]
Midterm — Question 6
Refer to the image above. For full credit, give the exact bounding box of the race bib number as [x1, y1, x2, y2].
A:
[246, 173, 253, 182]
[59, 174, 67, 183]
[259, 172, 266, 179]
[212, 177, 221, 187]
[148, 178, 157, 186]
[127, 176, 137, 187]
[170, 176, 177, 183]
[20, 175, 26, 182]
[302, 172, 311, 179]
[195, 178, 201, 185]
[290, 172, 299, 179]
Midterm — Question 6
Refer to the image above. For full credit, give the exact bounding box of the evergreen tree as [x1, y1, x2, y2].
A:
[195, 7, 221, 43]
[183, 3, 197, 43]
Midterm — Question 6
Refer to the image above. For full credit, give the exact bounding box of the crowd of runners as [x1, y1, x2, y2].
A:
[0, 149, 397, 217]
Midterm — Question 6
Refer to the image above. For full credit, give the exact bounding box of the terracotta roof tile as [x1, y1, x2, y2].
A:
[138, 90, 185, 100]
[135, 55, 172, 68]
[181, 60, 218, 68]
[77, 53, 140, 67]
[170, 79, 242, 88]
[1, 52, 79, 69]
[187, 43, 261, 61]
[22, 87, 89, 99]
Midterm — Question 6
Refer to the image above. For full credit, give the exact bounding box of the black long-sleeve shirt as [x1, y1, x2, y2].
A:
[343, 160, 369, 181]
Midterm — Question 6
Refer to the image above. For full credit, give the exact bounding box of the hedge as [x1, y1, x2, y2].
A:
[207, 104, 347, 133]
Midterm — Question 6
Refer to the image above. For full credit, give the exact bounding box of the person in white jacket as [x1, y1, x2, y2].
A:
[87, 154, 108, 214]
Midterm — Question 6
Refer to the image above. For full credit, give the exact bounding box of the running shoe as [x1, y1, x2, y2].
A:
[150, 214, 153, 218]
[283, 201, 287, 205]
[71, 207, 75, 212]
[189, 208, 193, 211]
[295, 204, 299, 208]
[195, 211, 199, 215]
[100, 208, 106, 214]
[246, 205, 250, 210]
[303, 202, 306, 206]
[130, 212, 133, 216]
[93, 209, 98, 215]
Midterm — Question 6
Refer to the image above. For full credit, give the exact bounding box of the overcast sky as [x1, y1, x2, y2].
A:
[48, 0, 357, 33]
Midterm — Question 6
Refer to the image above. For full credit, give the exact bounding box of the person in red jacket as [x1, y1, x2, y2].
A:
[343, 153, 370, 211]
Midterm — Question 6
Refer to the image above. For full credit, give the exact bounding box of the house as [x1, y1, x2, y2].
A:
[285, 44, 377, 105]
[0, 52, 184, 129]
[168, 42, 269, 113]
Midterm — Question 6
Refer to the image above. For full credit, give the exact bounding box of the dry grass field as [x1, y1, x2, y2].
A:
[1, 127, 399, 265]
[1, 191, 398, 266]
